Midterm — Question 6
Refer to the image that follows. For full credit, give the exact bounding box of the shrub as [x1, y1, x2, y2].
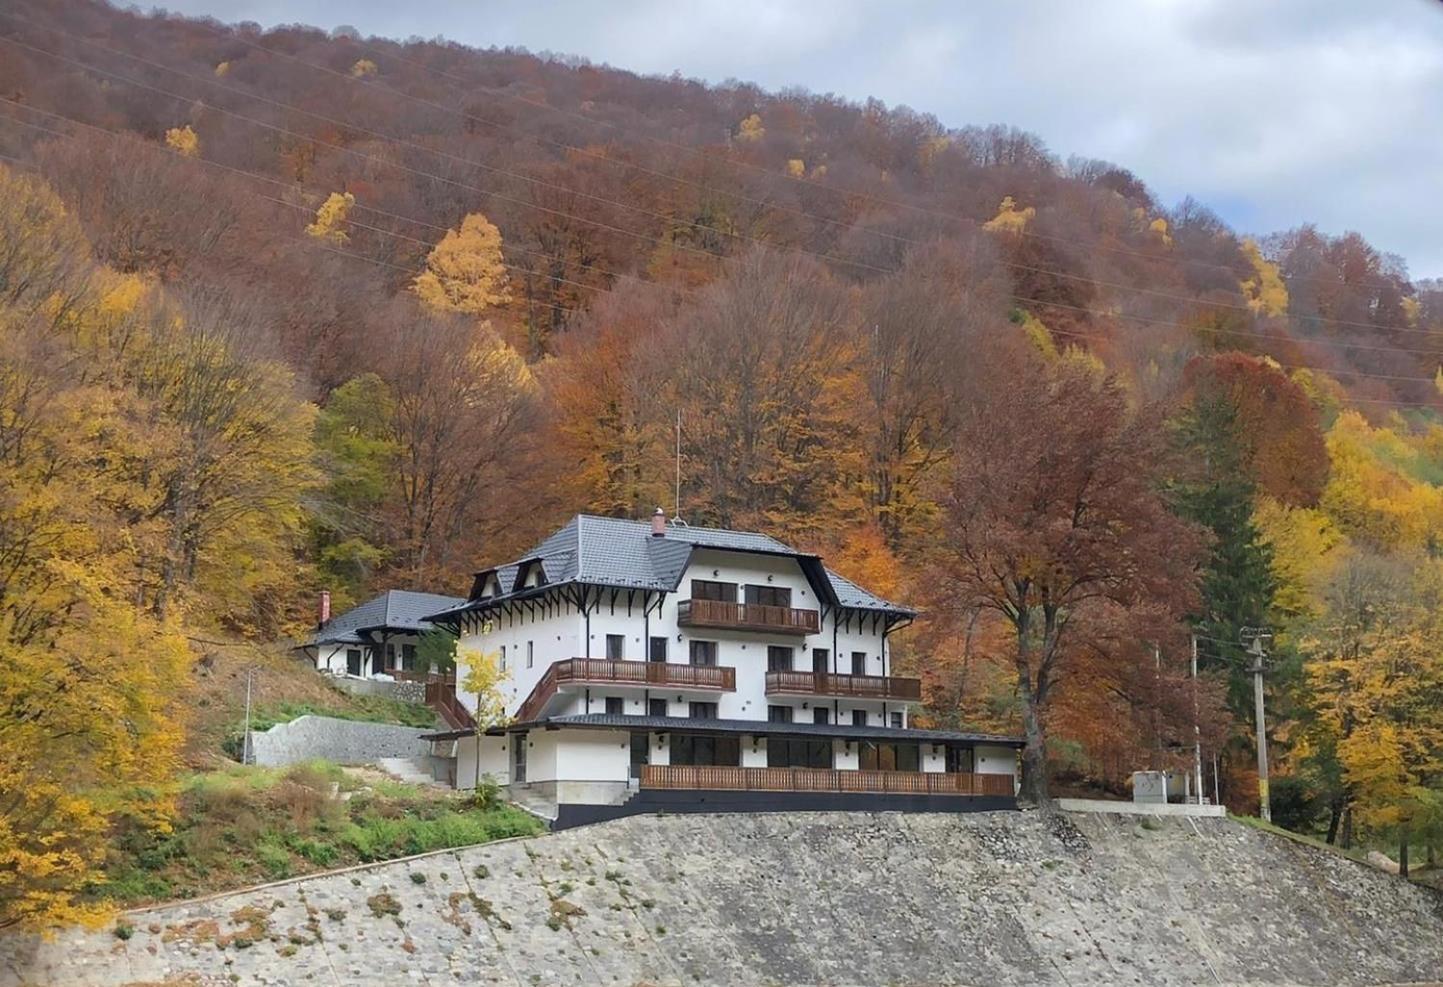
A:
[255, 838, 293, 879]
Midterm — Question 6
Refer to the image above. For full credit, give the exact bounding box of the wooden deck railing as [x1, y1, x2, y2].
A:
[514, 658, 737, 723]
[640, 763, 1015, 797]
[764, 670, 922, 701]
[677, 598, 821, 635]
[388, 670, 475, 730]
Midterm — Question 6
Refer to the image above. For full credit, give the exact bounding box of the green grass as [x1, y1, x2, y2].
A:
[91, 761, 541, 907]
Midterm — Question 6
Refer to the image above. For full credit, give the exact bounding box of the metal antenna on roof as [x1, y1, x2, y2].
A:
[672, 408, 688, 527]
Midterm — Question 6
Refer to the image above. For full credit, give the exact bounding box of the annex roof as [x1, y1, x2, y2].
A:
[428, 514, 915, 622]
[310, 589, 466, 646]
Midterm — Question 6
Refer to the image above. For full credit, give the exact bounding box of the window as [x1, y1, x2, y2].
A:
[688, 701, 717, 720]
[629, 732, 649, 777]
[859, 741, 920, 772]
[606, 634, 625, 660]
[890, 711, 904, 729]
[689, 640, 718, 666]
[499, 645, 507, 672]
[648, 698, 669, 717]
[851, 651, 867, 676]
[812, 648, 830, 674]
[851, 709, 868, 727]
[767, 646, 793, 672]
[767, 705, 793, 723]
[691, 579, 737, 603]
[648, 636, 668, 663]
[671, 734, 740, 766]
[605, 696, 625, 715]
[768, 737, 832, 769]
[813, 707, 830, 725]
[401, 643, 417, 670]
[745, 584, 792, 608]
[527, 641, 534, 668]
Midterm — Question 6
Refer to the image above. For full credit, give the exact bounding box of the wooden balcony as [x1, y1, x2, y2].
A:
[515, 658, 736, 723]
[765, 670, 922, 701]
[640, 764, 1014, 797]
[677, 598, 821, 635]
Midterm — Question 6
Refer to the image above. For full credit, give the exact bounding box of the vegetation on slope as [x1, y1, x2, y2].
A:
[96, 762, 540, 908]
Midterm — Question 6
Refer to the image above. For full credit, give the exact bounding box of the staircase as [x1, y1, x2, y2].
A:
[375, 756, 443, 787]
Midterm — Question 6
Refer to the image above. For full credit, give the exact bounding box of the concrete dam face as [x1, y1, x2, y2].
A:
[5, 810, 1442, 986]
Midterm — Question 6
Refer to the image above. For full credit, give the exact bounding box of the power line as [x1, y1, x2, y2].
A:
[6, 9, 1433, 339]
[2, 96, 1441, 401]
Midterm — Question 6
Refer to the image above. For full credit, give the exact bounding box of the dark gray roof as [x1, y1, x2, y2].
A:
[310, 589, 466, 646]
[430, 514, 914, 621]
[424, 714, 1022, 747]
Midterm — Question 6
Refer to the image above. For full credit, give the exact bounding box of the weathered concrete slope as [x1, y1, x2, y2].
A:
[5, 811, 1442, 986]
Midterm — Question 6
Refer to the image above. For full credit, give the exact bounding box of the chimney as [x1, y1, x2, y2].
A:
[317, 590, 331, 628]
[650, 506, 667, 537]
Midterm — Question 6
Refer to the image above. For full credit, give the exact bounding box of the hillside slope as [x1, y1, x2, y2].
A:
[6, 811, 1441, 986]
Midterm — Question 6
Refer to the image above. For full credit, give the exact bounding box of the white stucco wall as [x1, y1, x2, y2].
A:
[976, 745, 1019, 777]
[454, 734, 511, 790]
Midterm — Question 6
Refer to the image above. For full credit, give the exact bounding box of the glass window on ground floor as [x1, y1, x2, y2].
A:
[858, 741, 920, 772]
[670, 734, 740, 766]
[767, 736, 833, 769]
[946, 745, 976, 773]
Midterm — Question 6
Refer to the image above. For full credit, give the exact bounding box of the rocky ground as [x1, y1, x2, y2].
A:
[4, 809, 1442, 986]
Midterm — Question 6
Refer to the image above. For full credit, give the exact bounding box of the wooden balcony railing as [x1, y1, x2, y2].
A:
[677, 598, 821, 635]
[640, 763, 1015, 797]
[514, 658, 737, 723]
[764, 670, 922, 701]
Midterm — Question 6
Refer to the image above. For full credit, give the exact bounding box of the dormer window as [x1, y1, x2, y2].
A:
[514, 559, 546, 592]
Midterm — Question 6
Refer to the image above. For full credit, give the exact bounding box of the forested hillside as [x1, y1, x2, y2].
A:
[5, 0, 1443, 930]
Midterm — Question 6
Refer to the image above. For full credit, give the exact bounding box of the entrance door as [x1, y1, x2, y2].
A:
[512, 732, 527, 784]
[345, 649, 362, 676]
[629, 732, 650, 779]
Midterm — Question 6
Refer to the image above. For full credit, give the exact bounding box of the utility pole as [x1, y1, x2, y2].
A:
[1243, 630, 1272, 822]
[242, 666, 254, 766]
[1191, 634, 1204, 805]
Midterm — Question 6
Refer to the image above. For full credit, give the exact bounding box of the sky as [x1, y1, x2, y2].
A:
[156, 0, 1443, 278]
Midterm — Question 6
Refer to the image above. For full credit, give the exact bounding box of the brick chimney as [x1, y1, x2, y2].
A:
[317, 589, 331, 628]
[650, 506, 667, 537]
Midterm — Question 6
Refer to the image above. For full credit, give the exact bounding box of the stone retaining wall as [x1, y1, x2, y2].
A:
[5, 810, 1443, 986]
[245, 714, 431, 768]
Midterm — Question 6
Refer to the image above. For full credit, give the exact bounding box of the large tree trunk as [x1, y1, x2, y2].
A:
[1400, 824, 1411, 879]
[1014, 659, 1048, 805]
[1341, 806, 1354, 850]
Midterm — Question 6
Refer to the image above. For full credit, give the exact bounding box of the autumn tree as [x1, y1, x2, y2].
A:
[413, 212, 510, 314]
[931, 348, 1205, 802]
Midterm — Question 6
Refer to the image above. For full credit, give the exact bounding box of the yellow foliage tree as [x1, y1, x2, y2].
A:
[786, 158, 805, 178]
[1240, 238, 1288, 317]
[351, 58, 378, 78]
[413, 212, 510, 313]
[736, 113, 765, 142]
[1254, 496, 1347, 622]
[214, 61, 230, 77]
[305, 191, 355, 244]
[1148, 216, 1173, 247]
[982, 196, 1035, 234]
[456, 645, 510, 789]
[164, 125, 199, 158]
[0, 166, 316, 928]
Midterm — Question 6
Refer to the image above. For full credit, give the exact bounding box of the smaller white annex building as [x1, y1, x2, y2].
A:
[423, 511, 1022, 825]
[305, 589, 464, 679]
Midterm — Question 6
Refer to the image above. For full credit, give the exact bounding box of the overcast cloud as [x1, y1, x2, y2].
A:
[156, 0, 1443, 278]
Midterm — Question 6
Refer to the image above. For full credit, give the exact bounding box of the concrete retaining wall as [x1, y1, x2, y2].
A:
[245, 714, 431, 768]
[7, 811, 1443, 986]
[328, 676, 425, 704]
[1057, 797, 1227, 817]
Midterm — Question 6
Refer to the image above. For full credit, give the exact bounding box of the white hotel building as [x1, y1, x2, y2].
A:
[425, 510, 1021, 825]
